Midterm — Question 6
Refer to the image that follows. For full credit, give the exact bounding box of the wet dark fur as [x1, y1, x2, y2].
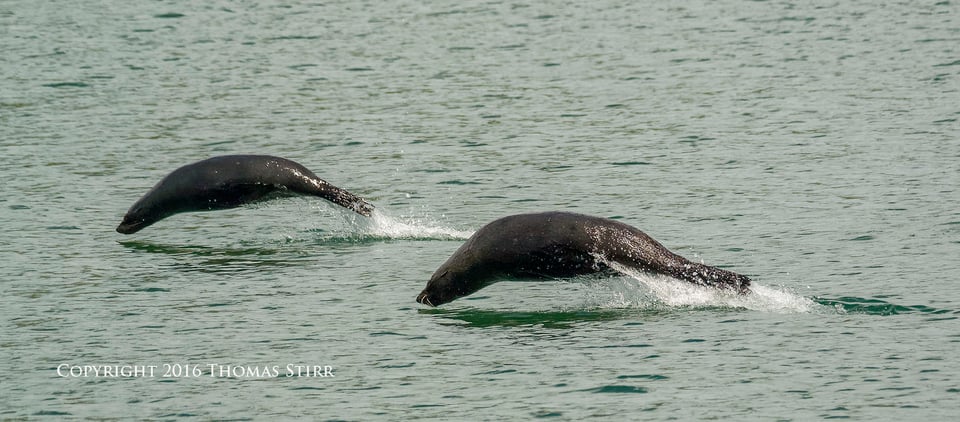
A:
[117, 155, 373, 234]
[417, 211, 750, 306]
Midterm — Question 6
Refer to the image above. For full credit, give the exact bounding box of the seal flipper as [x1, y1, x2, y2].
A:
[288, 179, 374, 217]
[663, 261, 751, 293]
[318, 185, 375, 217]
[270, 159, 375, 217]
[589, 221, 751, 294]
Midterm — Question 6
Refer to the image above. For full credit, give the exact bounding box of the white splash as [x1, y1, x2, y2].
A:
[598, 261, 818, 314]
[360, 210, 474, 240]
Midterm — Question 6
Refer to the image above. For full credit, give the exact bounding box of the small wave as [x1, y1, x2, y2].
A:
[419, 306, 642, 328]
[815, 296, 957, 316]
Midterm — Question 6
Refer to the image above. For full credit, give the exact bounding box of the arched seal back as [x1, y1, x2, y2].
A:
[116, 155, 373, 234]
[416, 211, 750, 306]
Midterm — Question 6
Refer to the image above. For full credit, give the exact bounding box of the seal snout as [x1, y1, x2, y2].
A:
[416, 291, 436, 307]
[116, 220, 144, 234]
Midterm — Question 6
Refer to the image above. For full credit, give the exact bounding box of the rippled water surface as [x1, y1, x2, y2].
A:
[2, 0, 959, 419]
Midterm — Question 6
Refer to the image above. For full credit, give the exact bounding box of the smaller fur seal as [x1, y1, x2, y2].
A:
[116, 155, 373, 234]
[416, 211, 750, 306]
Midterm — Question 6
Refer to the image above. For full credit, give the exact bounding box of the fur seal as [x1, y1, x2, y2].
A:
[416, 211, 750, 306]
[116, 155, 373, 234]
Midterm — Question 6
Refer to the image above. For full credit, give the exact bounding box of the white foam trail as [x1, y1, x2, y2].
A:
[361, 210, 474, 240]
[600, 261, 818, 313]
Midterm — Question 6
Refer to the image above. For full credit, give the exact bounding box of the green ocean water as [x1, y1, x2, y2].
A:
[2, 0, 958, 419]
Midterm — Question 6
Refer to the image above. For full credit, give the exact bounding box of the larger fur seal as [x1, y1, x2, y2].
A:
[116, 155, 374, 234]
[416, 211, 750, 306]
